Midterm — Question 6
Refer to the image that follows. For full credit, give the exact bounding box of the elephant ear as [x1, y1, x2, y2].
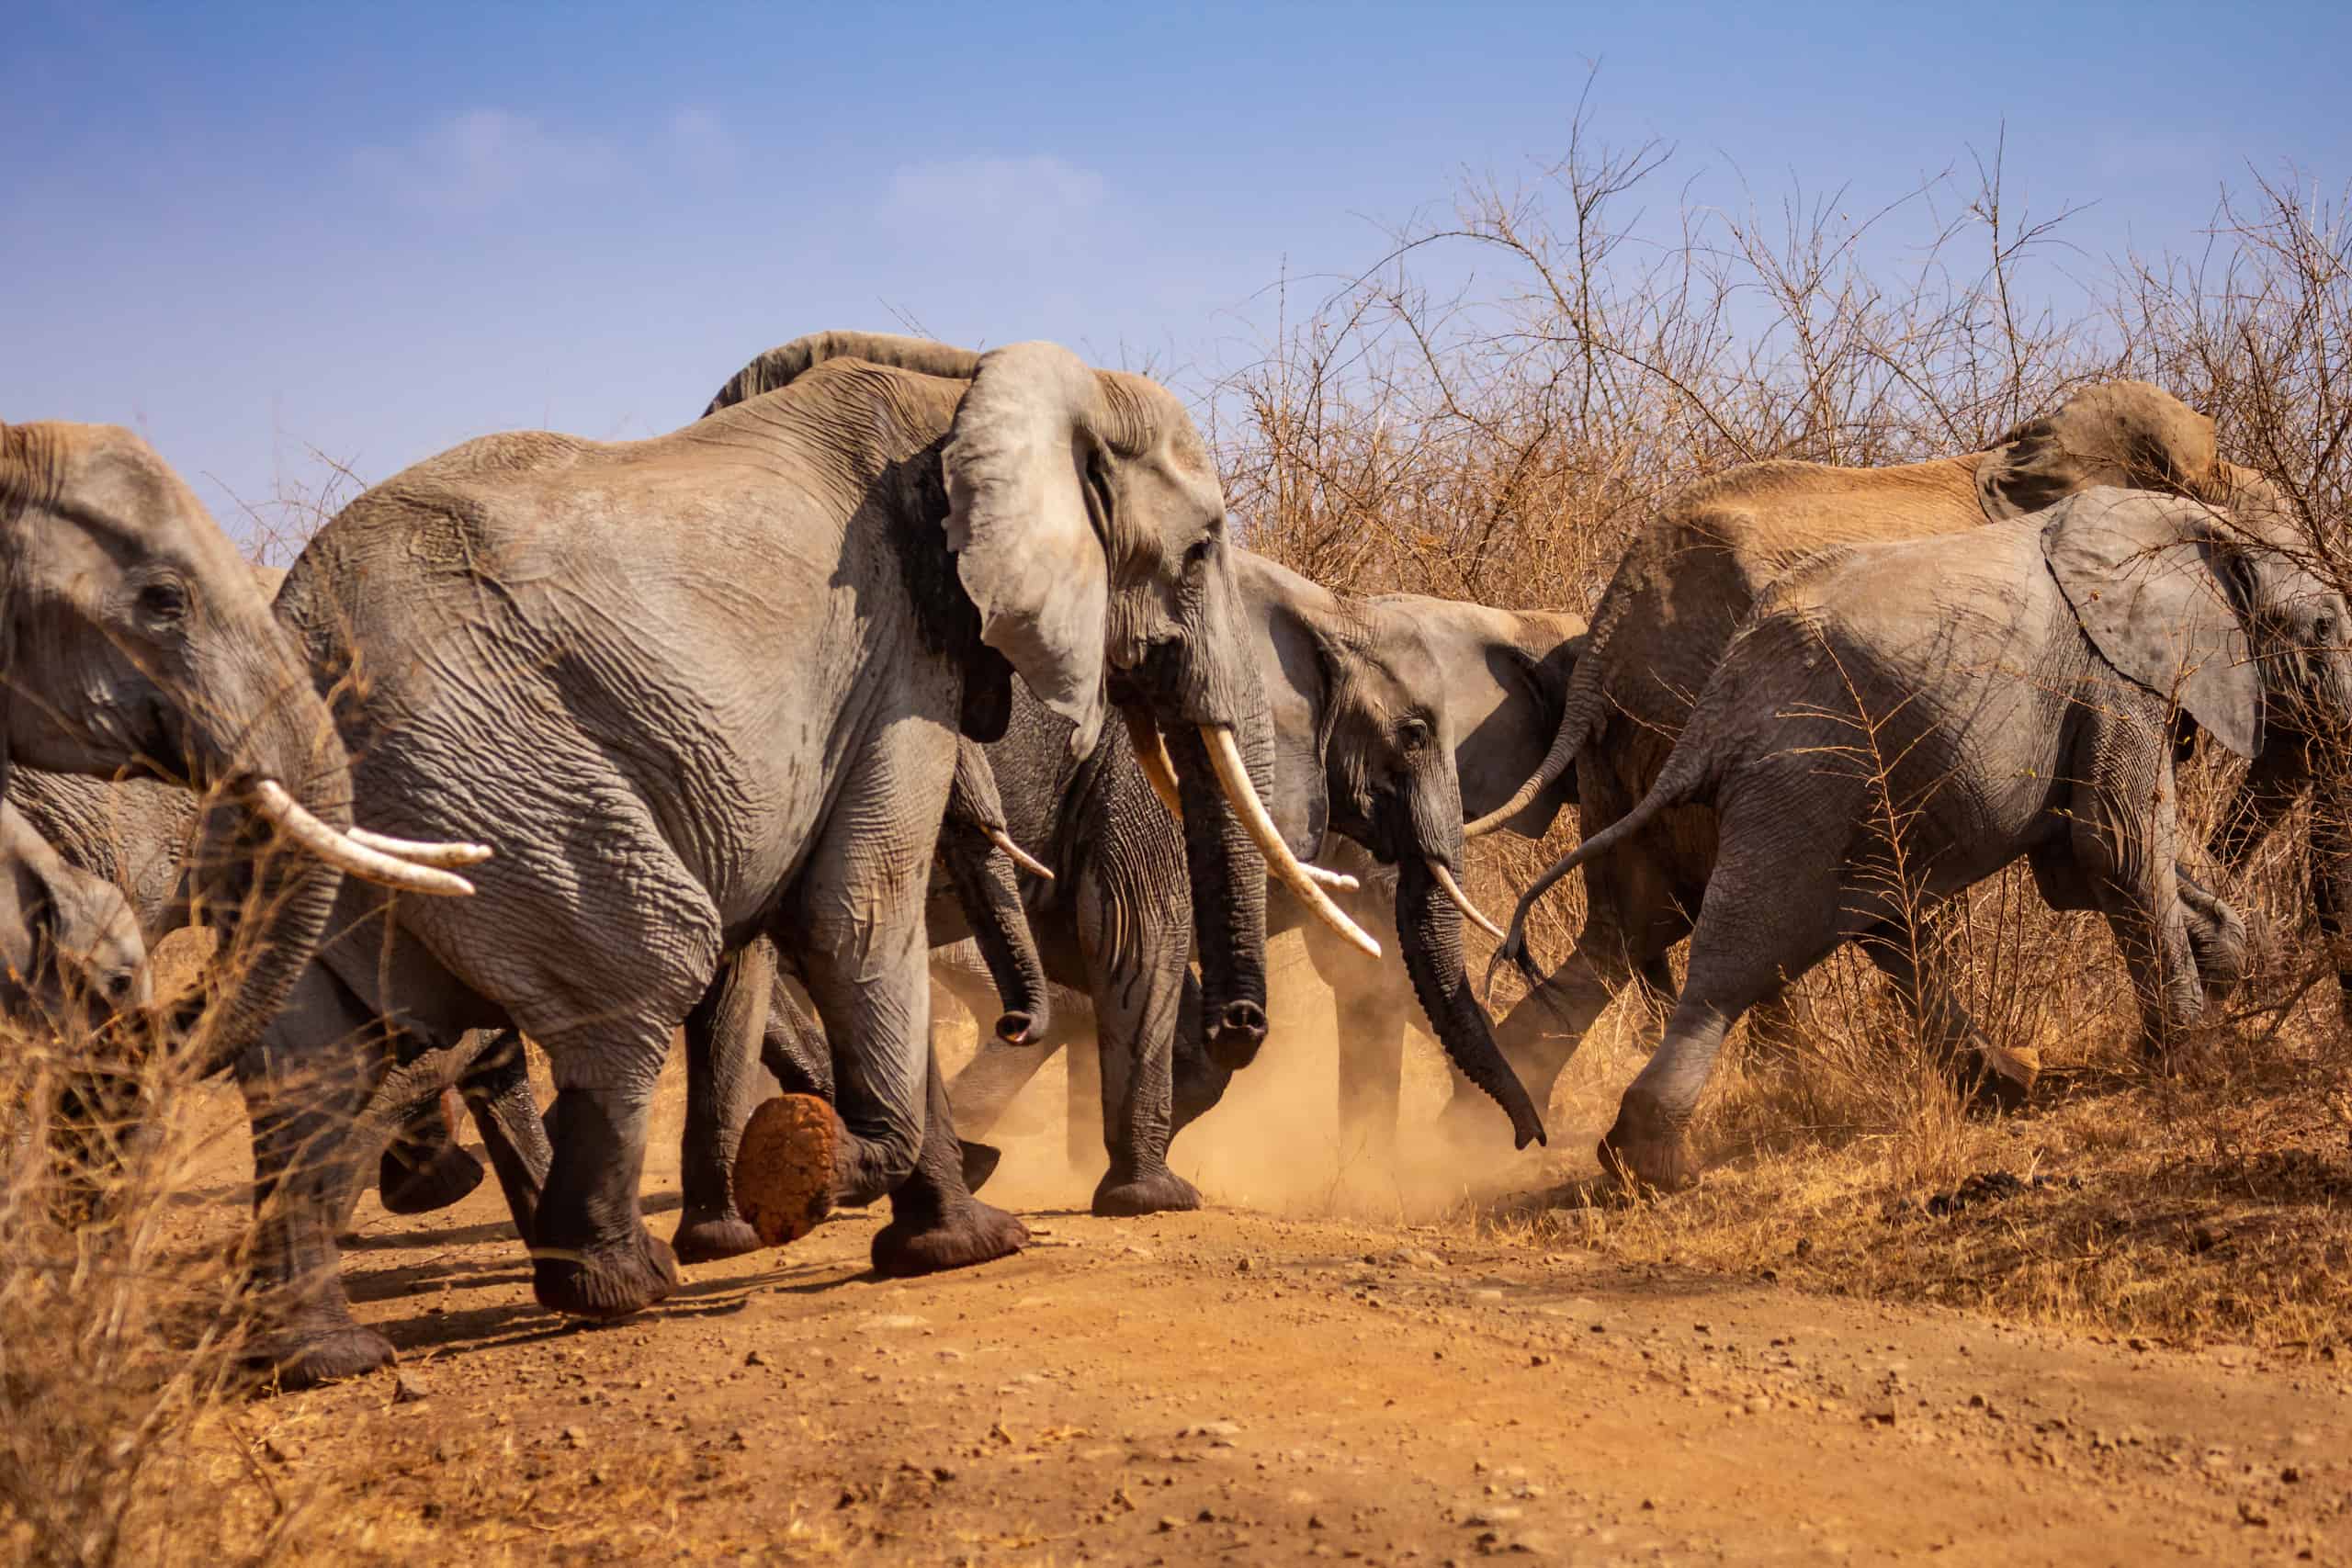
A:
[1978, 380, 2221, 521]
[942, 344, 1112, 761]
[2041, 489, 2262, 759]
[1259, 593, 1332, 858]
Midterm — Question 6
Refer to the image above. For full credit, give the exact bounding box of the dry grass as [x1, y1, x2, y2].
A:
[1213, 86, 2352, 1352]
[0, 933, 316, 1567]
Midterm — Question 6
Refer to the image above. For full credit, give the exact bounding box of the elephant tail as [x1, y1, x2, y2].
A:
[1485, 723, 1717, 990]
[1466, 551, 1657, 839]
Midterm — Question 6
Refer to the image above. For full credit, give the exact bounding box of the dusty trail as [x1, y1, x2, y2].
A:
[235, 1129, 2349, 1565]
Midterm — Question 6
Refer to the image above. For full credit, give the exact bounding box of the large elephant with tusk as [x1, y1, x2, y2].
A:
[240, 333, 1376, 1386]
[0, 423, 482, 1081]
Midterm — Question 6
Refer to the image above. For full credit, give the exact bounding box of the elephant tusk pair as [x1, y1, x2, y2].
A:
[1201, 726, 1383, 961]
[985, 826, 1056, 882]
[251, 780, 489, 897]
[1430, 861, 1508, 942]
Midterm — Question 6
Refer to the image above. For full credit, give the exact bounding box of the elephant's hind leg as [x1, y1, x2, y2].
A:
[1601, 849, 1849, 1192]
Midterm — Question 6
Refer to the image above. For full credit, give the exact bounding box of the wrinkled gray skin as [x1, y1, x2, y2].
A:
[1472, 382, 2332, 1117]
[951, 555, 1580, 1173]
[249, 333, 1308, 1387]
[0, 426, 472, 1133]
[1506, 489, 2352, 1190]
[0, 800, 150, 1031]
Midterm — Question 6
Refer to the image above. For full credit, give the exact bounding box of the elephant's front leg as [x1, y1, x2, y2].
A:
[871, 1045, 1032, 1276]
[1077, 798, 1200, 1217]
[2066, 710, 2207, 1059]
[235, 964, 399, 1386]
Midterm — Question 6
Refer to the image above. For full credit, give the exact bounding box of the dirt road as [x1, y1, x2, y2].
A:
[243, 1140, 2349, 1564]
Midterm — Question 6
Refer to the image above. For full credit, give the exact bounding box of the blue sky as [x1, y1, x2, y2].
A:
[6, 1, 2346, 540]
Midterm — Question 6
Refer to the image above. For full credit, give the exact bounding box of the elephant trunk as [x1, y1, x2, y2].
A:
[939, 824, 1054, 1044]
[1395, 857, 1547, 1149]
[1159, 722, 1272, 1070]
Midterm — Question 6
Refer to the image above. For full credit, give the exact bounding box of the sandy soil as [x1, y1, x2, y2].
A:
[223, 1111, 2351, 1566]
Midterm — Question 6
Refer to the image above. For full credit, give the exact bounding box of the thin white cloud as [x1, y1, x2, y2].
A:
[350, 109, 619, 214]
[882, 154, 1106, 239]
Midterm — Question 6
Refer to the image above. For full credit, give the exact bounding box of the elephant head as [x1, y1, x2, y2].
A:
[704, 334, 1379, 1060]
[0, 423, 485, 1066]
[0, 802, 149, 1036]
[1238, 551, 1546, 1147]
[2043, 487, 2352, 980]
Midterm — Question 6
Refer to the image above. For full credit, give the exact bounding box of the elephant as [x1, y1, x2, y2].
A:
[1501, 487, 2352, 1191]
[242, 332, 1378, 1385]
[0, 423, 479, 1100]
[0, 800, 150, 1032]
[1468, 381, 2326, 1112]
[947, 560, 1585, 1168]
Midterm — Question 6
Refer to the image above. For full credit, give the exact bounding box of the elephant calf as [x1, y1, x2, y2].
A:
[1505, 488, 2351, 1191]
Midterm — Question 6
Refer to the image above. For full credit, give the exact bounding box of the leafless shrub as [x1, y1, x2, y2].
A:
[1214, 88, 2352, 1342]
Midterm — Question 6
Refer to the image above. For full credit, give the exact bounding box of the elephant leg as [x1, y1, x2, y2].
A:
[1479, 843, 1688, 1141]
[871, 1044, 1031, 1277]
[1303, 897, 1408, 1163]
[1601, 835, 1848, 1193]
[1334, 978, 1408, 1165]
[2068, 720, 2205, 1060]
[2175, 868, 2252, 1000]
[235, 963, 397, 1386]
[759, 972, 833, 1099]
[456, 1030, 549, 1244]
[1081, 852, 1198, 1217]
[1853, 920, 2035, 1107]
[377, 1086, 486, 1216]
[784, 739, 944, 1214]
[673, 941, 775, 1265]
[1064, 1017, 1106, 1178]
[1167, 977, 1227, 1139]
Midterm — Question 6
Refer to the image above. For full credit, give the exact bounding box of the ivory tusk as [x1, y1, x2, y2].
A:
[345, 825, 495, 868]
[986, 826, 1056, 882]
[1430, 861, 1508, 942]
[1122, 707, 1184, 819]
[252, 780, 481, 897]
[1304, 863, 1361, 893]
[1201, 725, 1381, 961]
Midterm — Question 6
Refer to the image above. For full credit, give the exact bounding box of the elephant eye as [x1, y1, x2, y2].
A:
[1398, 717, 1432, 751]
[1183, 537, 1213, 570]
[2315, 614, 2337, 645]
[136, 580, 190, 626]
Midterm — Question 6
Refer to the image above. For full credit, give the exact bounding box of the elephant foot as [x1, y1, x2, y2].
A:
[671, 1210, 763, 1266]
[731, 1094, 837, 1247]
[873, 1197, 1029, 1278]
[252, 1322, 397, 1391]
[1954, 1041, 2039, 1112]
[533, 1228, 680, 1320]
[377, 1140, 487, 1215]
[959, 1140, 1002, 1194]
[1091, 1166, 1203, 1217]
[1597, 1100, 1697, 1194]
